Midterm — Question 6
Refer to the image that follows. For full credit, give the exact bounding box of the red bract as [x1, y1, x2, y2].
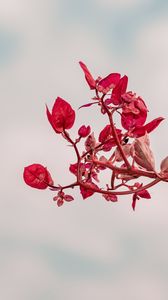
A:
[97, 73, 121, 93]
[69, 163, 86, 176]
[130, 117, 164, 138]
[78, 125, 91, 137]
[79, 61, 96, 90]
[23, 164, 53, 189]
[137, 190, 151, 199]
[46, 97, 75, 133]
[111, 75, 128, 105]
[132, 189, 151, 211]
[99, 125, 112, 142]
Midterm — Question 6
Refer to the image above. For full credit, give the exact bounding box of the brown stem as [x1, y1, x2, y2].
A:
[92, 157, 157, 179]
[63, 130, 80, 161]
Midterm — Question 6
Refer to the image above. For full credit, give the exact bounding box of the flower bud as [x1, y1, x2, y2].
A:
[78, 125, 91, 137]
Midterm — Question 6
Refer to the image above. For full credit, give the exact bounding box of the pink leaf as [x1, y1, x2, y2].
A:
[114, 144, 132, 162]
[85, 133, 96, 151]
[160, 156, 168, 173]
[131, 133, 155, 171]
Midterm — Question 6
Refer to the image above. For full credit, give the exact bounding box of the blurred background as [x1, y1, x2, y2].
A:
[1, 0, 168, 299]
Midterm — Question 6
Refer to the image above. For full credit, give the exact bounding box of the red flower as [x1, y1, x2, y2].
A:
[121, 94, 148, 130]
[78, 125, 91, 137]
[23, 164, 53, 189]
[79, 61, 96, 90]
[46, 97, 75, 133]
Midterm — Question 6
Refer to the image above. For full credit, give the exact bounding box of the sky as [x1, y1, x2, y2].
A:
[1, 0, 168, 299]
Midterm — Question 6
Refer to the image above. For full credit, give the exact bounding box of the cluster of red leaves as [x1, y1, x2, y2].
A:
[23, 61, 168, 210]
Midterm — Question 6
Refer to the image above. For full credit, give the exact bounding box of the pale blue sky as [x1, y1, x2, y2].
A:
[1, 1, 168, 299]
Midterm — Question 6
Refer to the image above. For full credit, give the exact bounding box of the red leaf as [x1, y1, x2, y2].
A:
[57, 199, 64, 207]
[46, 97, 75, 133]
[99, 125, 112, 143]
[80, 182, 98, 199]
[103, 194, 118, 202]
[69, 163, 86, 176]
[78, 102, 98, 109]
[79, 61, 96, 90]
[98, 73, 121, 93]
[64, 195, 74, 202]
[111, 75, 128, 105]
[80, 186, 95, 199]
[131, 117, 164, 137]
[78, 125, 91, 137]
[23, 164, 53, 189]
[132, 194, 138, 211]
[137, 189, 151, 199]
[99, 125, 122, 151]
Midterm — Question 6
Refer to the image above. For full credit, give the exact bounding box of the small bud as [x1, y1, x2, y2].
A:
[78, 125, 91, 137]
